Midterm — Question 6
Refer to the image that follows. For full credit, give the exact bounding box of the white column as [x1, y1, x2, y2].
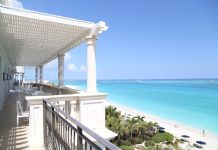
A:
[18, 74, 21, 86]
[39, 66, 43, 83]
[86, 36, 97, 93]
[58, 54, 65, 88]
[35, 67, 38, 83]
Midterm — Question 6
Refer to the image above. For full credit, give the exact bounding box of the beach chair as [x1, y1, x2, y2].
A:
[193, 143, 203, 149]
[193, 141, 206, 149]
[16, 100, 29, 126]
[181, 135, 190, 143]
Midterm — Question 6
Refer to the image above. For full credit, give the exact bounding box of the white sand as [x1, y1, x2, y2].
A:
[106, 102, 218, 150]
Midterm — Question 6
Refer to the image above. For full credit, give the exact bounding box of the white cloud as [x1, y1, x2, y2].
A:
[67, 63, 77, 72]
[45, 59, 58, 69]
[44, 51, 85, 73]
[65, 52, 71, 62]
[66, 64, 86, 72]
[79, 65, 86, 72]
[45, 53, 71, 69]
[12, 0, 23, 8]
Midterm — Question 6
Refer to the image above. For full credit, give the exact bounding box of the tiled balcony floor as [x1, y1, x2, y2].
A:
[0, 92, 30, 150]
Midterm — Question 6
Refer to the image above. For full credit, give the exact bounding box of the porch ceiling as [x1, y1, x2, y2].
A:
[0, 5, 96, 67]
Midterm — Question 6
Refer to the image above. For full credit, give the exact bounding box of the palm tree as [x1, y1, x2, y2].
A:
[134, 115, 145, 122]
[114, 123, 130, 145]
[106, 106, 122, 119]
[126, 117, 138, 139]
[106, 106, 116, 117]
[136, 121, 147, 138]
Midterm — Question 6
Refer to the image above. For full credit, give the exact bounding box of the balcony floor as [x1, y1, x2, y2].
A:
[0, 92, 30, 150]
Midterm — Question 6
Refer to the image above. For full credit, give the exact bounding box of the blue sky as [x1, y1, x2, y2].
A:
[22, 0, 218, 80]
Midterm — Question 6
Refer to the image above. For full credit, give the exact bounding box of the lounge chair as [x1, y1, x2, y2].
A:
[193, 143, 203, 149]
[16, 100, 29, 126]
[193, 141, 206, 149]
[181, 135, 190, 142]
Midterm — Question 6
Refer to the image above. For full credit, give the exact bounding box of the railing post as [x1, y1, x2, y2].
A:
[43, 100, 47, 149]
[77, 126, 83, 150]
[51, 106, 55, 149]
[65, 101, 71, 115]
[37, 100, 120, 150]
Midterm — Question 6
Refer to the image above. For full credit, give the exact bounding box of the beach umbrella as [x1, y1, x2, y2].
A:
[181, 135, 190, 138]
[158, 127, 165, 130]
[158, 127, 165, 133]
[196, 141, 206, 145]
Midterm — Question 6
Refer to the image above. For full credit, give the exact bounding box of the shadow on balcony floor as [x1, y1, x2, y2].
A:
[0, 92, 30, 150]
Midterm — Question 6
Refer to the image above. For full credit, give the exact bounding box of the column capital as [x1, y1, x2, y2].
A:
[57, 53, 65, 57]
[86, 36, 97, 46]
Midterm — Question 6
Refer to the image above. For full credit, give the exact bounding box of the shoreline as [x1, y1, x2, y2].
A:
[65, 84, 218, 149]
[106, 101, 218, 150]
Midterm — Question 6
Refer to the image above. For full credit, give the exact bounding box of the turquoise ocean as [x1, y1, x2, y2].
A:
[54, 79, 218, 134]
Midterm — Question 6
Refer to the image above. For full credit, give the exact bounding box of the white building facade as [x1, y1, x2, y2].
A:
[0, 1, 118, 149]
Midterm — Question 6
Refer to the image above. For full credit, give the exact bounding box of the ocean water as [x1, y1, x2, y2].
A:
[63, 79, 218, 134]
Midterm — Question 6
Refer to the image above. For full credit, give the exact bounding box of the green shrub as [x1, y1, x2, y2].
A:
[105, 106, 175, 149]
[175, 138, 183, 144]
[145, 140, 155, 147]
[151, 132, 174, 143]
[134, 137, 144, 144]
[172, 138, 183, 149]
[143, 146, 156, 150]
[120, 140, 132, 146]
[120, 145, 134, 150]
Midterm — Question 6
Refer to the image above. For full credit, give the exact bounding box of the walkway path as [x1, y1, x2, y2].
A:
[0, 92, 30, 150]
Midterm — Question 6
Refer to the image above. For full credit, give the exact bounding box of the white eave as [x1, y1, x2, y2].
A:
[0, 4, 108, 67]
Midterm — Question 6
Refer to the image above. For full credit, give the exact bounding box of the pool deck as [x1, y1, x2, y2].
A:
[0, 92, 41, 150]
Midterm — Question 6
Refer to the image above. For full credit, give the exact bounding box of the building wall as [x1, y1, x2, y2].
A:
[0, 42, 11, 111]
[0, 2, 12, 111]
[0, 0, 12, 6]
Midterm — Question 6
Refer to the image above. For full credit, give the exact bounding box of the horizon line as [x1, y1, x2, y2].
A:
[24, 78, 218, 81]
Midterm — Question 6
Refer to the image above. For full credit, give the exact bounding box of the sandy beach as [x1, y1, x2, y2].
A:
[106, 102, 218, 150]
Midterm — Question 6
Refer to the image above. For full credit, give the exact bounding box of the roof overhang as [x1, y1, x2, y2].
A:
[0, 5, 108, 67]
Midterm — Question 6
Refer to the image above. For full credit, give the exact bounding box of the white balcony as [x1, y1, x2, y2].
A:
[0, 84, 119, 149]
[0, 3, 118, 149]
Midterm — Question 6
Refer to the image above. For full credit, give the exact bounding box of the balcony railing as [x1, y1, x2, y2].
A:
[43, 100, 120, 150]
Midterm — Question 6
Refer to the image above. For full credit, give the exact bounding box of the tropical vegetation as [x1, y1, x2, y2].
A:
[106, 105, 181, 150]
